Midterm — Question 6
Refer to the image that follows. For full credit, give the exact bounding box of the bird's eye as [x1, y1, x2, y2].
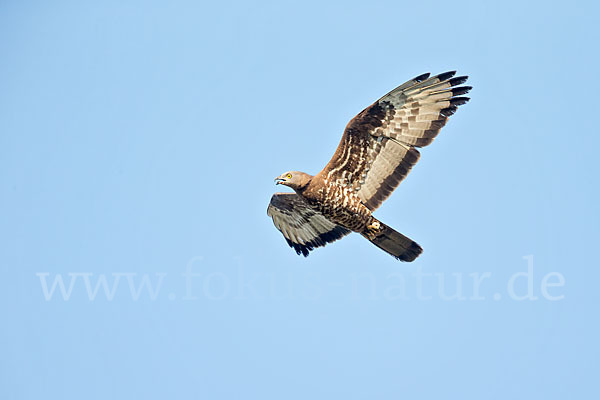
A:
[286, 174, 292, 179]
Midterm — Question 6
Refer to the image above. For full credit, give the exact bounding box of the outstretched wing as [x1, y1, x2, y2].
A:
[267, 193, 350, 257]
[320, 71, 471, 211]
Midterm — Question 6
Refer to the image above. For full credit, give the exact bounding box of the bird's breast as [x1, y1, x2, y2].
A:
[302, 179, 372, 232]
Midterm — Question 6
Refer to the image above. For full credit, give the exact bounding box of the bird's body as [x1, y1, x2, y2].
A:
[268, 71, 471, 261]
[301, 175, 373, 232]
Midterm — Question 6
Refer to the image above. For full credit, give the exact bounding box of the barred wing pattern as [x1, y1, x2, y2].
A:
[321, 71, 471, 211]
[267, 193, 351, 256]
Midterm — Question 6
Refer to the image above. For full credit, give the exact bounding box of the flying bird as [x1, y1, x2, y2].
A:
[267, 71, 471, 261]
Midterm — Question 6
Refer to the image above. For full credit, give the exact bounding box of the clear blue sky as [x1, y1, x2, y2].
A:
[1, 1, 598, 399]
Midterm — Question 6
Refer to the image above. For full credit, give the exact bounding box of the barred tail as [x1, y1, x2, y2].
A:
[361, 219, 423, 262]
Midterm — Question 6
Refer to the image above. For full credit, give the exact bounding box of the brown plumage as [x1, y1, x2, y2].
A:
[267, 71, 471, 261]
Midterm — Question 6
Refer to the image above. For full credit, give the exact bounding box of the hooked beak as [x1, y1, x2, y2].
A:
[274, 176, 285, 185]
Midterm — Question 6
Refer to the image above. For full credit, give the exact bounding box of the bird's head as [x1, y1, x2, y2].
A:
[274, 171, 312, 191]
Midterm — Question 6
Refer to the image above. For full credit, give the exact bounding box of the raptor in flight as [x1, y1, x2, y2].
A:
[267, 71, 471, 261]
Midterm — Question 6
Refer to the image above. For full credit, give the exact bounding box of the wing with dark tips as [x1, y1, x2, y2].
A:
[267, 193, 350, 257]
[321, 71, 471, 211]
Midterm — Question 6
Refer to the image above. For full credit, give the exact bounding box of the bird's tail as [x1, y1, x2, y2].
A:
[361, 219, 423, 262]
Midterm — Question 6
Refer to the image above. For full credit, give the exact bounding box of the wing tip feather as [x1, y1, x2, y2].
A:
[450, 96, 470, 106]
[449, 76, 469, 86]
[414, 72, 430, 82]
[436, 70, 456, 81]
[452, 86, 472, 96]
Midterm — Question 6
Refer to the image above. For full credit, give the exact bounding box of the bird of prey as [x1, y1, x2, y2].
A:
[267, 71, 471, 261]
